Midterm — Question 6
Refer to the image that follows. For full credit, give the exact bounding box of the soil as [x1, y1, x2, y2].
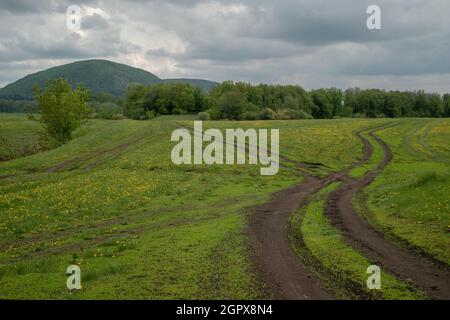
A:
[326, 128, 450, 300]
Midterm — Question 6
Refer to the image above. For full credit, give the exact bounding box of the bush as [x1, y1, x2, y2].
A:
[353, 113, 367, 119]
[242, 111, 259, 120]
[258, 108, 313, 120]
[271, 109, 291, 120]
[128, 107, 145, 120]
[259, 108, 274, 120]
[145, 110, 156, 120]
[205, 108, 221, 120]
[91, 102, 122, 119]
[198, 112, 211, 121]
[285, 109, 313, 120]
[111, 113, 126, 120]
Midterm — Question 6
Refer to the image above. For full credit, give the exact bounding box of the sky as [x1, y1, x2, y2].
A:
[1, 0, 449, 93]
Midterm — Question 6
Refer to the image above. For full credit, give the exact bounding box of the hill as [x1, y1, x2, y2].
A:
[0, 60, 217, 100]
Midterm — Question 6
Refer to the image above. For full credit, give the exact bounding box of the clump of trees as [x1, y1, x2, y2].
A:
[88, 92, 125, 120]
[205, 81, 314, 120]
[344, 88, 448, 118]
[124, 82, 206, 120]
[31, 78, 90, 144]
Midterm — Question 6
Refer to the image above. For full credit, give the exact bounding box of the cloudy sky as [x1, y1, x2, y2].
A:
[1, 0, 449, 92]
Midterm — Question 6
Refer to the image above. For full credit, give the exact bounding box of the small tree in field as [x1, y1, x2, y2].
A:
[32, 78, 89, 144]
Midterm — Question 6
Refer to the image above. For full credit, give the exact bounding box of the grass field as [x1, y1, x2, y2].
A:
[0, 114, 448, 299]
[357, 119, 450, 265]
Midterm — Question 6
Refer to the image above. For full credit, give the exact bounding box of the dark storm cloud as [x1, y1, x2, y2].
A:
[0, 0, 53, 13]
[245, 0, 439, 45]
[1, 0, 450, 92]
[0, 0, 99, 14]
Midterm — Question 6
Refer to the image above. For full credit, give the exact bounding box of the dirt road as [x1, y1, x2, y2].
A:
[326, 128, 450, 300]
[247, 125, 389, 299]
[248, 122, 450, 300]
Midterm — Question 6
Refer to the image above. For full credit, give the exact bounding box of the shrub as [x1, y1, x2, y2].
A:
[285, 109, 313, 120]
[242, 111, 259, 120]
[111, 113, 126, 120]
[353, 113, 367, 119]
[198, 112, 211, 121]
[271, 109, 291, 120]
[91, 102, 122, 119]
[145, 110, 156, 120]
[259, 108, 274, 120]
[205, 108, 221, 120]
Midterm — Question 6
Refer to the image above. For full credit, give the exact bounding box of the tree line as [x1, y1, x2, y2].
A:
[123, 81, 450, 120]
[16, 78, 450, 147]
[0, 99, 34, 113]
[3, 79, 450, 120]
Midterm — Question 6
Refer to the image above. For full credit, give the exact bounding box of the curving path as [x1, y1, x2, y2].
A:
[247, 124, 396, 299]
[326, 128, 450, 300]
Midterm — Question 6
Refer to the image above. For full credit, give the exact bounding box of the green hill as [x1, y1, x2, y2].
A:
[0, 60, 217, 100]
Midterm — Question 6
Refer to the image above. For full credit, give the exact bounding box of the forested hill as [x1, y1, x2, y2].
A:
[0, 59, 217, 100]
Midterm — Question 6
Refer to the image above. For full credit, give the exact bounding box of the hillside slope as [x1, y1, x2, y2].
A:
[0, 60, 217, 100]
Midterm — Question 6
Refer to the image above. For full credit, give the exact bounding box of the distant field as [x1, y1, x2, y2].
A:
[0, 114, 45, 161]
[0, 114, 448, 299]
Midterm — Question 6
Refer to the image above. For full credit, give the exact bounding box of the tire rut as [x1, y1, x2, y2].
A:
[326, 126, 450, 300]
[247, 123, 397, 299]
[0, 123, 171, 181]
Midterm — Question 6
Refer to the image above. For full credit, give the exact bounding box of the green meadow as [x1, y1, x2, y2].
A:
[0, 114, 448, 299]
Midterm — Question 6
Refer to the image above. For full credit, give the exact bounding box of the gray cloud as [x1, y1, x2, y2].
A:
[0, 0, 54, 13]
[1, 0, 450, 93]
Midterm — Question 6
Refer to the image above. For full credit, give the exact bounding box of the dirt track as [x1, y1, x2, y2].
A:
[326, 128, 450, 300]
[249, 176, 333, 299]
[248, 122, 450, 300]
[0, 131, 154, 181]
[247, 125, 388, 299]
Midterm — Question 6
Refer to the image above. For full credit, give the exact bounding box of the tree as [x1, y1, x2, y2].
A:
[362, 89, 385, 118]
[123, 84, 148, 119]
[428, 93, 444, 117]
[324, 88, 343, 117]
[218, 89, 246, 120]
[384, 91, 403, 118]
[443, 94, 450, 117]
[32, 78, 89, 144]
[311, 89, 333, 119]
[283, 95, 299, 110]
[344, 88, 359, 116]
